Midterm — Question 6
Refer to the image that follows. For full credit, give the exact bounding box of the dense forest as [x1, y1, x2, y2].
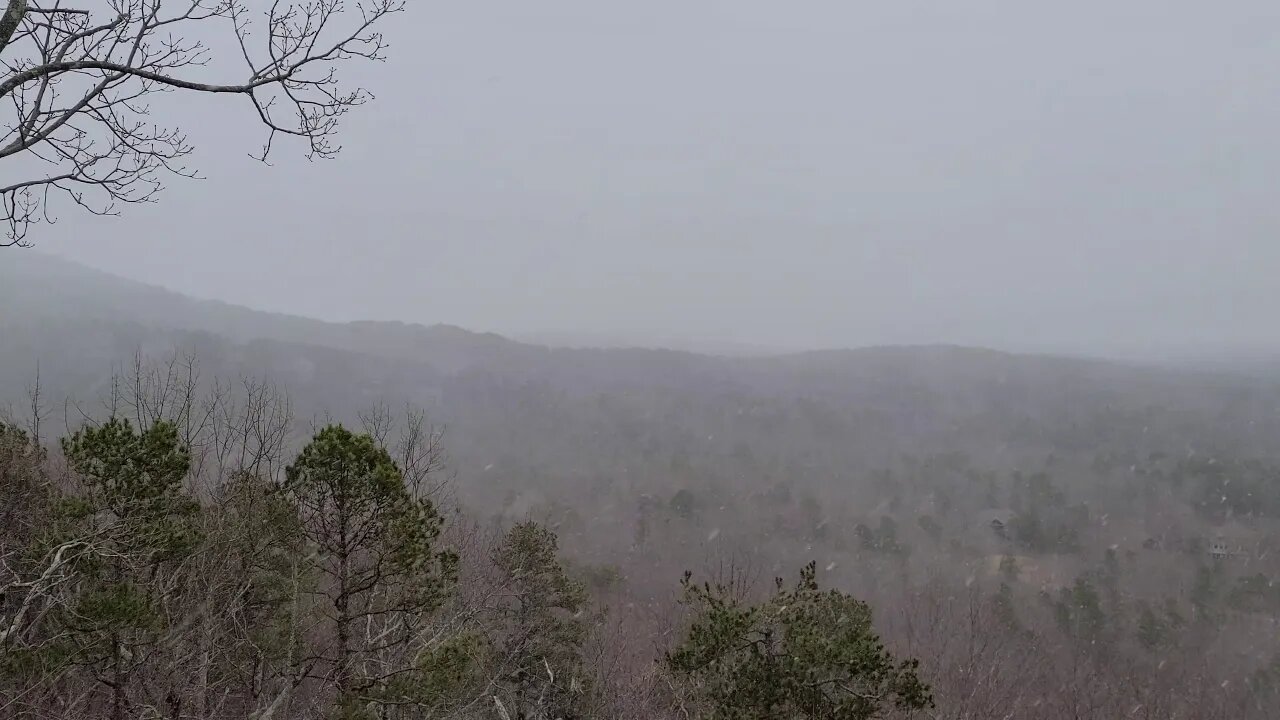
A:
[4, 255, 1280, 719]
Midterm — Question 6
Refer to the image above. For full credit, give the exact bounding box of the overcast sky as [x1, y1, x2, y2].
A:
[32, 0, 1280, 357]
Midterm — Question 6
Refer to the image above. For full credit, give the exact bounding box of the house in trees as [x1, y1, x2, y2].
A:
[976, 509, 1016, 542]
[1210, 522, 1263, 561]
[1210, 536, 1230, 561]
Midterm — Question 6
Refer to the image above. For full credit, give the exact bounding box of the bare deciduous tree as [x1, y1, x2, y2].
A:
[0, 0, 403, 246]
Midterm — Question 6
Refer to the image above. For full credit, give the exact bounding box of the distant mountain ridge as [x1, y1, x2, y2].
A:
[0, 252, 1183, 368]
[5, 251, 1280, 503]
[0, 252, 1053, 375]
[513, 330, 794, 358]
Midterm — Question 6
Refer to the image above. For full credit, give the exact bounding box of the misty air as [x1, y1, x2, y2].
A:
[3, 2, 1280, 719]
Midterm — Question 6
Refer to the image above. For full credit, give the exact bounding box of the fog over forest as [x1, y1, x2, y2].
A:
[31, 0, 1280, 358]
[5, 2, 1280, 720]
[5, 252, 1280, 718]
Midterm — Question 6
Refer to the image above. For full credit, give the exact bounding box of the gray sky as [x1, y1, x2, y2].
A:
[36, 0, 1280, 357]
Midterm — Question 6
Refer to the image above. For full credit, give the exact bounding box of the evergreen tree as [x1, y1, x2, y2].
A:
[917, 514, 942, 542]
[1190, 563, 1222, 624]
[55, 418, 201, 720]
[0, 422, 47, 553]
[204, 471, 311, 717]
[993, 582, 1023, 634]
[667, 561, 932, 720]
[1054, 577, 1105, 641]
[670, 488, 699, 520]
[491, 521, 590, 720]
[1135, 600, 1174, 652]
[876, 516, 900, 553]
[999, 555, 1020, 582]
[284, 425, 457, 717]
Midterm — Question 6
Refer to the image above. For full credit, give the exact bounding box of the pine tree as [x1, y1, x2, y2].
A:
[1054, 577, 1108, 652]
[56, 418, 201, 720]
[203, 471, 311, 718]
[491, 521, 590, 720]
[993, 582, 1023, 634]
[284, 425, 457, 717]
[667, 561, 932, 720]
[1135, 601, 1169, 652]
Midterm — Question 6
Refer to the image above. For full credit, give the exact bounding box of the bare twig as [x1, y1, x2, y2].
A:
[0, 0, 405, 245]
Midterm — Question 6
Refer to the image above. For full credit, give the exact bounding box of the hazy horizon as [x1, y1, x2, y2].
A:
[7, 5, 1280, 714]
[16, 1, 1280, 360]
[5, 250, 1268, 366]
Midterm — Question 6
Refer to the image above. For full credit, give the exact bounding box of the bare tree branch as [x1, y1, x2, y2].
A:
[0, 0, 405, 246]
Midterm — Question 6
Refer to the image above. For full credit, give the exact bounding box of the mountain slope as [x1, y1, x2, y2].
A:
[4, 251, 1280, 506]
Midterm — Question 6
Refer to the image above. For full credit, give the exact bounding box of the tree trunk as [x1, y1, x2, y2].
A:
[111, 632, 125, 720]
[195, 613, 212, 718]
[0, 0, 25, 57]
[335, 545, 352, 701]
